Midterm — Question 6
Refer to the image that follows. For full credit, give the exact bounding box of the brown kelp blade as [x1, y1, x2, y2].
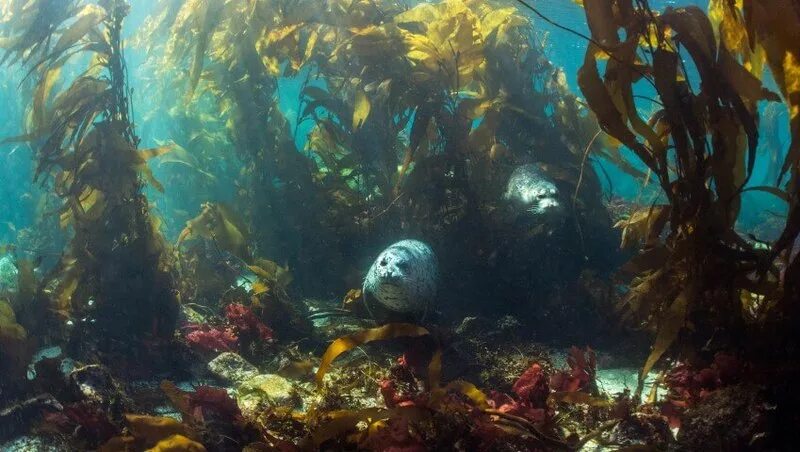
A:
[315, 323, 430, 387]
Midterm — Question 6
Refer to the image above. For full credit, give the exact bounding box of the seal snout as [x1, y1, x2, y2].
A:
[505, 164, 565, 218]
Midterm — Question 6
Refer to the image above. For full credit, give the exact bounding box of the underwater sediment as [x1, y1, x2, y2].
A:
[0, 0, 799, 450]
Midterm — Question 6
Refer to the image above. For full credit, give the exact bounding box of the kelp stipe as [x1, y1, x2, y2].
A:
[0, 0, 178, 345]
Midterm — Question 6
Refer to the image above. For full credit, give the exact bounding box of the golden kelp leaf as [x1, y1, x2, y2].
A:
[638, 290, 688, 398]
[428, 348, 442, 390]
[661, 7, 717, 71]
[457, 97, 496, 122]
[125, 414, 193, 447]
[251, 281, 269, 296]
[15, 259, 36, 306]
[488, 142, 507, 160]
[184, 0, 220, 102]
[261, 55, 280, 76]
[177, 203, 250, 262]
[578, 45, 654, 170]
[776, 51, 800, 176]
[583, 0, 621, 47]
[249, 258, 293, 289]
[468, 108, 499, 155]
[149, 434, 207, 452]
[77, 188, 105, 218]
[749, 0, 800, 256]
[352, 89, 370, 129]
[479, 7, 527, 43]
[619, 246, 670, 277]
[156, 143, 216, 181]
[139, 144, 176, 161]
[395, 105, 433, 193]
[618, 268, 668, 325]
[311, 408, 388, 447]
[430, 380, 489, 409]
[32, 67, 61, 129]
[615, 205, 670, 249]
[0, 300, 26, 341]
[398, 3, 484, 86]
[53, 260, 80, 312]
[709, 0, 749, 58]
[160, 380, 192, 419]
[316, 323, 430, 386]
[265, 24, 303, 46]
[141, 166, 165, 192]
[342, 288, 362, 309]
[710, 112, 747, 225]
[303, 28, 319, 66]
[51, 4, 106, 58]
[609, 38, 668, 161]
[718, 45, 778, 104]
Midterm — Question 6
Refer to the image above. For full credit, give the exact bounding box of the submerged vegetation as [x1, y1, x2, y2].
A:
[576, 0, 800, 393]
[0, 0, 798, 449]
[0, 0, 178, 347]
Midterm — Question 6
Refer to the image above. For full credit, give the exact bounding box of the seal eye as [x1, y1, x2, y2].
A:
[397, 262, 408, 270]
[380, 258, 387, 267]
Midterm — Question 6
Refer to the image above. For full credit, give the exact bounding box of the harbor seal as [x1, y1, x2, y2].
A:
[363, 240, 438, 322]
[503, 164, 563, 216]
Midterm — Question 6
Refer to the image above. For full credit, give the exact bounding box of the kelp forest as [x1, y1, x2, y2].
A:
[0, 0, 798, 450]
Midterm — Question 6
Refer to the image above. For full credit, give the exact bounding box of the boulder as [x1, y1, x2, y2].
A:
[207, 352, 259, 385]
[236, 374, 297, 416]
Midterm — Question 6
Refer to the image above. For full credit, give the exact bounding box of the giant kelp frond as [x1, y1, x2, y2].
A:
[177, 202, 251, 262]
[576, 0, 795, 398]
[0, 0, 82, 66]
[1, 0, 179, 342]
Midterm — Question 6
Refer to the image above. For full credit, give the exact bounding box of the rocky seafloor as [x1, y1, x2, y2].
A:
[0, 299, 771, 451]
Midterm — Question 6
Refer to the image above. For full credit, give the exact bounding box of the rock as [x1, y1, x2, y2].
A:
[676, 384, 771, 450]
[67, 365, 132, 415]
[208, 352, 259, 384]
[236, 374, 297, 416]
[0, 395, 62, 443]
[607, 412, 672, 448]
[0, 435, 71, 452]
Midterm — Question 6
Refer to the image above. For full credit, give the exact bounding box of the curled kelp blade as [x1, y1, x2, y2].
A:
[176, 202, 251, 262]
[315, 323, 430, 387]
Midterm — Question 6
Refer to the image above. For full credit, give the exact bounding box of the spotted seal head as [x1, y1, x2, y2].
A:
[363, 240, 438, 322]
[503, 164, 563, 217]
